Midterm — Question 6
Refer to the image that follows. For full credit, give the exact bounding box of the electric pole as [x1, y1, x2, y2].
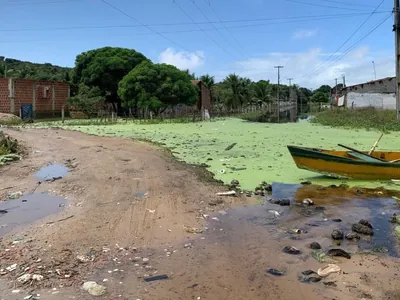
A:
[274, 65, 283, 123]
[288, 78, 293, 86]
[372, 61, 377, 80]
[395, 0, 400, 120]
[335, 78, 338, 101]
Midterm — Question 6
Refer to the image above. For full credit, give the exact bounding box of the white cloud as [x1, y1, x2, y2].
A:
[158, 48, 204, 70]
[292, 29, 317, 40]
[214, 47, 394, 89]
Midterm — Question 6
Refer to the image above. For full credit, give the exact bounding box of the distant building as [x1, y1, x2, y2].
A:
[0, 77, 70, 117]
[334, 77, 395, 109]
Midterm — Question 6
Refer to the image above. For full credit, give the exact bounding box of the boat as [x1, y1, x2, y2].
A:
[287, 145, 400, 180]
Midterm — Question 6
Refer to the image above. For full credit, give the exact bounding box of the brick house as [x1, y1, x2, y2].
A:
[0, 78, 70, 117]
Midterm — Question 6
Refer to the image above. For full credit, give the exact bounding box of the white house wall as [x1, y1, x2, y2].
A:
[346, 92, 396, 109]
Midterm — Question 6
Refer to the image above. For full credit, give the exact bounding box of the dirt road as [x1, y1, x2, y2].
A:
[0, 128, 399, 300]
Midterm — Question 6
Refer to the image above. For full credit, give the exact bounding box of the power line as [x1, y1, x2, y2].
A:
[314, 13, 393, 76]
[0, 11, 389, 33]
[301, 0, 386, 78]
[98, 0, 203, 59]
[191, 0, 246, 57]
[285, 0, 373, 11]
[3, 0, 81, 4]
[202, 0, 250, 59]
[316, 0, 376, 9]
[172, 0, 237, 58]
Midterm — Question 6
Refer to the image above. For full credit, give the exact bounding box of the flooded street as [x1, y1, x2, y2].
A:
[0, 128, 399, 300]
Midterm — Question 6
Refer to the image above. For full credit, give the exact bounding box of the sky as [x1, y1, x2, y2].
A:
[0, 0, 396, 89]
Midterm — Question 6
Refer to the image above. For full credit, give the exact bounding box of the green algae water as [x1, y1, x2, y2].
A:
[39, 118, 400, 191]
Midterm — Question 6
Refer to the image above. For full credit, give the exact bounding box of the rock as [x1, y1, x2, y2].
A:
[327, 249, 351, 259]
[269, 199, 281, 205]
[345, 232, 360, 240]
[301, 181, 312, 185]
[359, 219, 373, 229]
[352, 223, 374, 236]
[331, 229, 344, 240]
[266, 268, 284, 276]
[389, 213, 400, 224]
[279, 199, 291, 206]
[230, 179, 240, 187]
[263, 184, 272, 192]
[332, 218, 342, 222]
[82, 281, 106, 296]
[301, 270, 316, 276]
[310, 242, 321, 250]
[302, 198, 314, 205]
[299, 274, 322, 283]
[282, 246, 301, 255]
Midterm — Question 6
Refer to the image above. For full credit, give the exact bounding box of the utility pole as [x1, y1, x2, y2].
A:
[288, 78, 293, 86]
[274, 65, 283, 123]
[335, 78, 338, 100]
[372, 61, 377, 80]
[395, 0, 400, 120]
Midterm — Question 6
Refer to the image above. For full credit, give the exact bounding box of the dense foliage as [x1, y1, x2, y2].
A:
[118, 62, 198, 115]
[0, 57, 72, 81]
[68, 84, 105, 116]
[72, 47, 149, 110]
[310, 91, 330, 103]
[311, 108, 400, 132]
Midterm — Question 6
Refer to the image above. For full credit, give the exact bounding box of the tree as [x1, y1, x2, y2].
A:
[199, 74, 215, 89]
[184, 69, 197, 80]
[72, 47, 149, 111]
[68, 84, 105, 117]
[118, 62, 199, 115]
[223, 74, 253, 109]
[310, 91, 330, 103]
[252, 80, 271, 107]
[314, 85, 331, 94]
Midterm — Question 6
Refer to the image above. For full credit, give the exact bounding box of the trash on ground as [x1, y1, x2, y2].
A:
[301, 270, 316, 276]
[299, 273, 322, 283]
[312, 250, 337, 263]
[216, 191, 236, 196]
[7, 191, 23, 200]
[0, 154, 21, 165]
[267, 268, 284, 276]
[282, 246, 301, 255]
[317, 264, 341, 277]
[82, 281, 106, 296]
[302, 198, 314, 205]
[185, 227, 203, 234]
[327, 249, 351, 259]
[6, 264, 17, 272]
[77, 254, 94, 263]
[144, 274, 169, 282]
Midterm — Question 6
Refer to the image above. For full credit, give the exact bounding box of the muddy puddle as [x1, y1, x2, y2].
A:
[0, 193, 66, 236]
[35, 164, 69, 181]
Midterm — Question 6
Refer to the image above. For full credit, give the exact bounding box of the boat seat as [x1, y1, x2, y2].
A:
[348, 151, 383, 163]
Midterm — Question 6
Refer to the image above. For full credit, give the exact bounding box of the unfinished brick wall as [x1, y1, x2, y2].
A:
[0, 78, 10, 113]
[0, 78, 69, 116]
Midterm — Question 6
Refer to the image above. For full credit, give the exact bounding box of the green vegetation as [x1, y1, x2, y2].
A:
[35, 118, 400, 191]
[312, 108, 400, 132]
[310, 91, 330, 103]
[118, 62, 198, 115]
[68, 84, 105, 117]
[0, 57, 71, 81]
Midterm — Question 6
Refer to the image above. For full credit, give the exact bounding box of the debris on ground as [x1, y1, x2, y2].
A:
[332, 218, 342, 222]
[82, 281, 107, 296]
[327, 249, 351, 259]
[185, 227, 203, 234]
[266, 268, 284, 276]
[7, 191, 23, 200]
[299, 272, 322, 283]
[302, 198, 314, 205]
[389, 213, 400, 224]
[209, 199, 224, 206]
[144, 274, 169, 282]
[215, 191, 236, 197]
[301, 270, 316, 276]
[345, 232, 361, 240]
[0, 154, 21, 165]
[282, 246, 301, 255]
[312, 250, 337, 263]
[317, 264, 341, 277]
[331, 229, 344, 240]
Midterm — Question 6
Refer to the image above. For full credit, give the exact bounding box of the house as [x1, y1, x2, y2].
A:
[191, 80, 212, 113]
[0, 77, 70, 118]
[334, 77, 395, 109]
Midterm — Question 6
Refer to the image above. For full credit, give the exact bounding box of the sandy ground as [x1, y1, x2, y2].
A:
[0, 127, 399, 300]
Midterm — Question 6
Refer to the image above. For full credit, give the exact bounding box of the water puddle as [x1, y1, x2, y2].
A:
[35, 164, 69, 181]
[0, 193, 66, 236]
[209, 183, 400, 257]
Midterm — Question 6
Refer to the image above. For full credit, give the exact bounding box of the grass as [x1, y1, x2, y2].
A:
[312, 108, 400, 133]
[0, 118, 23, 126]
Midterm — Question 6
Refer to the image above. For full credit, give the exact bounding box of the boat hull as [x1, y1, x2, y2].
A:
[287, 145, 400, 180]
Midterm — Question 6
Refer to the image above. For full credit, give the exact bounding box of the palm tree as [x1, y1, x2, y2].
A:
[223, 74, 253, 110]
[199, 74, 215, 89]
[252, 80, 271, 108]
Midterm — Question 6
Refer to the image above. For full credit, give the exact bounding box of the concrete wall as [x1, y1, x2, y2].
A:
[346, 92, 396, 109]
[344, 77, 395, 94]
[0, 78, 69, 116]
